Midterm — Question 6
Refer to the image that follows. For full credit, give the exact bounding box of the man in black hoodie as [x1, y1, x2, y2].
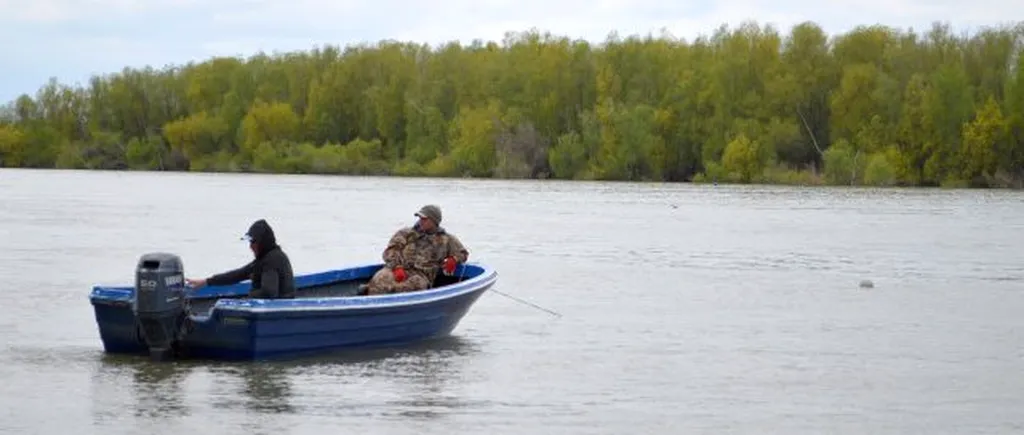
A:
[185, 219, 296, 299]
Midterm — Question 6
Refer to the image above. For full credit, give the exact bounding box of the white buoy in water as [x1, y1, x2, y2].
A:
[859, 279, 874, 289]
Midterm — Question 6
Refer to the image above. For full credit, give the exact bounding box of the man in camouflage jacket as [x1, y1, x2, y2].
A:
[364, 204, 469, 295]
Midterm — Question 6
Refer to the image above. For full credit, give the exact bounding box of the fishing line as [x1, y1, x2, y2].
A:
[489, 288, 563, 318]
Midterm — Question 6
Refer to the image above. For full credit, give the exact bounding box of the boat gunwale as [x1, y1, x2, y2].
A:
[88, 262, 498, 315]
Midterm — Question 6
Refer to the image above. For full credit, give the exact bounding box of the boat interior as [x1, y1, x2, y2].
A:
[186, 271, 469, 316]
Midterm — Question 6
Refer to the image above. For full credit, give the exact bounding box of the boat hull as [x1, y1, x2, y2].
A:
[89, 263, 497, 361]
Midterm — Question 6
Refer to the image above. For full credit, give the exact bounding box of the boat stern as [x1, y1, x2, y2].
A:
[89, 286, 147, 354]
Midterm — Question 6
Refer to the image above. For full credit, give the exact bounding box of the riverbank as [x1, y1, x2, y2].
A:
[1, 21, 1022, 189]
[5, 161, 1021, 190]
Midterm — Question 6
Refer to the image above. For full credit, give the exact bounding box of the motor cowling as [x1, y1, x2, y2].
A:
[132, 252, 188, 361]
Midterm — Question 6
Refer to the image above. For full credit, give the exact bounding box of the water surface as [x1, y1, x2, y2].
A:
[0, 168, 1022, 434]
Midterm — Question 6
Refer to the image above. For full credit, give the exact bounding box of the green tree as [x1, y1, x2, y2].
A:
[960, 96, 1010, 183]
[0, 21, 1021, 189]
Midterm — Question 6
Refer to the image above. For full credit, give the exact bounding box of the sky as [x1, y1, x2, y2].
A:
[0, 0, 1017, 103]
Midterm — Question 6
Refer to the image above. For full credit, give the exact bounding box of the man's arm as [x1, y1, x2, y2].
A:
[444, 233, 469, 263]
[250, 268, 279, 299]
[382, 229, 411, 269]
[206, 261, 255, 286]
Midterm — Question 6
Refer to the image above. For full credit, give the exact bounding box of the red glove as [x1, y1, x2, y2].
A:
[443, 256, 457, 275]
[393, 267, 406, 282]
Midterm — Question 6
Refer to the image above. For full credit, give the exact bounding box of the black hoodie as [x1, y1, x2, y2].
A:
[206, 219, 296, 299]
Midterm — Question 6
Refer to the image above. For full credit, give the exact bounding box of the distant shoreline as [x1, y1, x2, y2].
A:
[2, 21, 1022, 189]
[3, 166, 1021, 190]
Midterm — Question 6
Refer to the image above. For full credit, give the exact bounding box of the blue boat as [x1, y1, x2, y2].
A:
[88, 254, 498, 361]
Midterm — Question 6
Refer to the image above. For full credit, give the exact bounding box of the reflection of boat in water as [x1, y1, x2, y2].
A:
[207, 361, 296, 415]
[88, 335, 480, 426]
[89, 354, 194, 423]
[90, 353, 295, 423]
[88, 252, 498, 361]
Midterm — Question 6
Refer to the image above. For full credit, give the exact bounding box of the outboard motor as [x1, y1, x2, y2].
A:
[132, 252, 188, 361]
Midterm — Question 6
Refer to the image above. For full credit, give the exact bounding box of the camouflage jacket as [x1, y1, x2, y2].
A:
[382, 226, 469, 281]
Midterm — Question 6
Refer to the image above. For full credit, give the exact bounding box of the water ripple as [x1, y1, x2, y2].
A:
[1, 170, 1023, 434]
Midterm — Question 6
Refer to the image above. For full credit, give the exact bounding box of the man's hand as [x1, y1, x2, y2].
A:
[185, 278, 207, 289]
[443, 256, 457, 275]
[393, 266, 407, 282]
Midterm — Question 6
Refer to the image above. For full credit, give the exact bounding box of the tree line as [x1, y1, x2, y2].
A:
[1, 21, 1023, 188]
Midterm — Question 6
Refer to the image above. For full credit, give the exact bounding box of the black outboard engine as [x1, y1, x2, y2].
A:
[132, 252, 188, 361]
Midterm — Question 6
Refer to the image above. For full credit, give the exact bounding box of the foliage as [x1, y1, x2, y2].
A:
[2, 21, 1024, 188]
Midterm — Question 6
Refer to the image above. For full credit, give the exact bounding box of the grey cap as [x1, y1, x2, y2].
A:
[414, 204, 442, 224]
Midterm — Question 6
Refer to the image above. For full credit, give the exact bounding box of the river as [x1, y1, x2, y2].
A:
[0, 168, 1021, 434]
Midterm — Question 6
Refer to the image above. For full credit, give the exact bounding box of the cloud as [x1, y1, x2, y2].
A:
[0, 0, 1017, 101]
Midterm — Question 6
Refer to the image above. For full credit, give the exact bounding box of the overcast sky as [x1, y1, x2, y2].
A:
[0, 0, 1016, 103]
